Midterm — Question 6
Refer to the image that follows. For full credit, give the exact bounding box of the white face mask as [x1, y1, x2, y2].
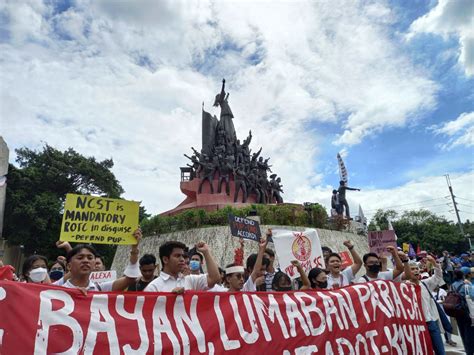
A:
[29, 267, 47, 283]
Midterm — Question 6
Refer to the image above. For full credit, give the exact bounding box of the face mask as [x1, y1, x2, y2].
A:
[29, 267, 47, 283]
[277, 286, 293, 291]
[317, 281, 328, 289]
[49, 270, 64, 280]
[367, 264, 381, 273]
[189, 260, 200, 271]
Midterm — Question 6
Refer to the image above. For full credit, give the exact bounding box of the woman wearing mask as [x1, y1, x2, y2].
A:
[272, 260, 310, 291]
[49, 260, 66, 282]
[21, 255, 51, 284]
[308, 268, 328, 290]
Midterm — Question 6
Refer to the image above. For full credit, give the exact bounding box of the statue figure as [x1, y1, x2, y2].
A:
[337, 180, 360, 219]
[217, 155, 234, 195]
[247, 169, 262, 203]
[234, 140, 244, 166]
[274, 177, 284, 203]
[184, 153, 200, 177]
[198, 159, 217, 194]
[242, 130, 252, 163]
[257, 173, 269, 203]
[233, 164, 248, 203]
[213, 79, 236, 143]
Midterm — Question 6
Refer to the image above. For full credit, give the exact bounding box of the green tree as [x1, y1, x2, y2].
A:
[4, 145, 125, 265]
[368, 209, 469, 254]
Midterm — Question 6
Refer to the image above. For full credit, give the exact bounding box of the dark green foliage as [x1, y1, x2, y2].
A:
[140, 203, 329, 236]
[4, 145, 124, 266]
[368, 209, 470, 254]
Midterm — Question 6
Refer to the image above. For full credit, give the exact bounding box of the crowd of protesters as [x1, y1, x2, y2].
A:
[1, 229, 474, 355]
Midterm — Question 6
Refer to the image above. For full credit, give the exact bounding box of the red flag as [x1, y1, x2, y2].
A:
[416, 245, 421, 255]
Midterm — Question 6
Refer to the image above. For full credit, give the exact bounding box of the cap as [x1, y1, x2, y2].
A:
[460, 266, 471, 275]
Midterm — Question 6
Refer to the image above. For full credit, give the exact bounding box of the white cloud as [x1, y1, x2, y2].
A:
[0, 0, 444, 214]
[431, 111, 474, 150]
[408, 0, 474, 76]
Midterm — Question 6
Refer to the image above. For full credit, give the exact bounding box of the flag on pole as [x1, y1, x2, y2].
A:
[337, 153, 348, 183]
[387, 218, 398, 240]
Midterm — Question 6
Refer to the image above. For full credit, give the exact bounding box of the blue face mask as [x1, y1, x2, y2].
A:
[189, 260, 201, 271]
[49, 270, 64, 280]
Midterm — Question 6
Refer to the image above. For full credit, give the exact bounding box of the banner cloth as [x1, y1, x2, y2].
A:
[0, 280, 432, 354]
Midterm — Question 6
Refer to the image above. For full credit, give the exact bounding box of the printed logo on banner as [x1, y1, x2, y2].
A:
[291, 232, 312, 262]
[228, 214, 262, 242]
[273, 229, 325, 279]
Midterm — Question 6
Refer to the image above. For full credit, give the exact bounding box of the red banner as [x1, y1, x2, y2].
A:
[339, 251, 354, 269]
[0, 280, 432, 354]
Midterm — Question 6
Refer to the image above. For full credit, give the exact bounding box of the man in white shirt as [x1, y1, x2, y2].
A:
[326, 240, 362, 289]
[225, 233, 268, 292]
[144, 240, 220, 292]
[55, 229, 142, 291]
[405, 256, 445, 355]
[356, 246, 405, 283]
[60, 229, 142, 293]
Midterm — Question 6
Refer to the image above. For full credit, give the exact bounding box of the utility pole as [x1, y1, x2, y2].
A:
[445, 174, 471, 249]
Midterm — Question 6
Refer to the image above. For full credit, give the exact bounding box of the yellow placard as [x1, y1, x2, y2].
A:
[402, 243, 409, 253]
[59, 194, 139, 245]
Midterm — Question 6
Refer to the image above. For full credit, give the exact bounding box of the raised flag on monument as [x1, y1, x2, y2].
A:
[272, 229, 325, 279]
[337, 152, 348, 183]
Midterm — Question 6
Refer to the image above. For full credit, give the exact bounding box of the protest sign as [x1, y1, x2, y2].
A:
[0, 280, 432, 354]
[339, 251, 353, 269]
[272, 229, 325, 279]
[60, 194, 139, 245]
[402, 243, 410, 253]
[228, 214, 261, 242]
[90, 270, 117, 283]
[368, 230, 397, 256]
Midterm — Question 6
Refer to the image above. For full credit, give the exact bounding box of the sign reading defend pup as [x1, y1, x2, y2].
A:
[60, 194, 139, 245]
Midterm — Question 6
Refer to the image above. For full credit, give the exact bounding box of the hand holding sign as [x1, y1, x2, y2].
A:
[132, 228, 142, 245]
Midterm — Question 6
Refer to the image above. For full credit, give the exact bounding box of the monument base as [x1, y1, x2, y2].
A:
[161, 177, 260, 216]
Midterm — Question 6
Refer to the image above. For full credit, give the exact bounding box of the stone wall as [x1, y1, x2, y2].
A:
[111, 225, 370, 275]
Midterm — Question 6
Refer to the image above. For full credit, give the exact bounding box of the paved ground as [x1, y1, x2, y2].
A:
[446, 334, 466, 354]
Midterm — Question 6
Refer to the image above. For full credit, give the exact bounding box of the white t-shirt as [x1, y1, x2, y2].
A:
[220, 276, 257, 292]
[355, 270, 394, 283]
[327, 267, 355, 289]
[62, 279, 114, 291]
[209, 284, 228, 292]
[144, 271, 209, 292]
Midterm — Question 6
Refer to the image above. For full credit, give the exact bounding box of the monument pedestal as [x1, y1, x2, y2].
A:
[161, 177, 258, 216]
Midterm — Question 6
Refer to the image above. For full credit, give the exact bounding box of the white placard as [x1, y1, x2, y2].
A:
[272, 229, 325, 279]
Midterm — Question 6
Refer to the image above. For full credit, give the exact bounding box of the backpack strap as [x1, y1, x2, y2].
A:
[362, 275, 370, 282]
[94, 282, 102, 291]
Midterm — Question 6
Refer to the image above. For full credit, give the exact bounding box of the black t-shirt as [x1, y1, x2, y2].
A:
[128, 276, 157, 291]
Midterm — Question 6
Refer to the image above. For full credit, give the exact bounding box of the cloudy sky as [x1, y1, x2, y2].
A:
[1, 0, 473, 223]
